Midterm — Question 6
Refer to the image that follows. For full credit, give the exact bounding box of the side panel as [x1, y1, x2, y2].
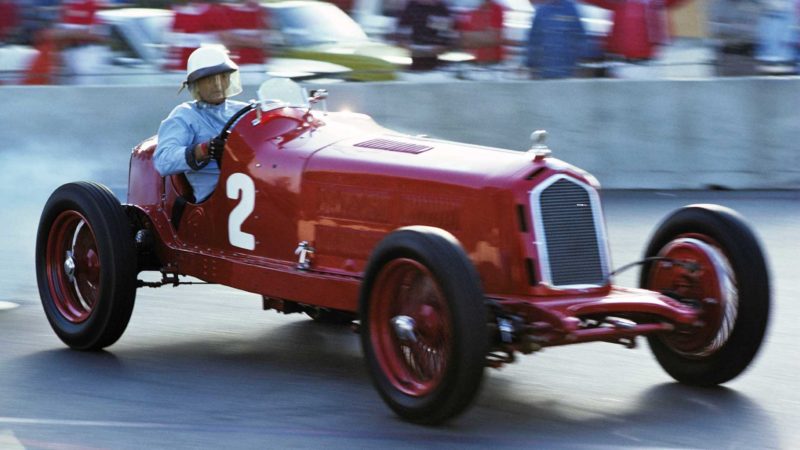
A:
[298, 145, 520, 294]
[137, 109, 365, 311]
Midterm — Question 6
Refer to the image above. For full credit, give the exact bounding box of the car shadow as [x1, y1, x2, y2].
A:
[6, 321, 779, 447]
[460, 381, 779, 448]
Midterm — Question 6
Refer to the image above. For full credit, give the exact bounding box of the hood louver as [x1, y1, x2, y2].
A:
[354, 139, 432, 154]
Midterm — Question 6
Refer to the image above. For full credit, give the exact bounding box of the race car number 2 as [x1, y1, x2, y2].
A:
[226, 173, 256, 250]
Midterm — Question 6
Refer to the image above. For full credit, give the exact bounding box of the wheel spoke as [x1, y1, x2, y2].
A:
[71, 219, 85, 253]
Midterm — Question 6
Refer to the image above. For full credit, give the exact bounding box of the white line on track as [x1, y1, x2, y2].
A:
[0, 417, 181, 429]
[0, 301, 19, 311]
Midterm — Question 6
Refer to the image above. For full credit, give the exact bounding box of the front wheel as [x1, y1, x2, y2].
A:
[36, 182, 138, 350]
[360, 227, 488, 424]
[640, 204, 770, 386]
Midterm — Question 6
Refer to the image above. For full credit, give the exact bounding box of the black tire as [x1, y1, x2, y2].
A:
[359, 226, 488, 424]
[36, 182, 138, 350]
[640, 204, 770, 386]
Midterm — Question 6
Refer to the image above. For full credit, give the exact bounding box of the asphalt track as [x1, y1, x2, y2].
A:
[0, 157, 798, 448]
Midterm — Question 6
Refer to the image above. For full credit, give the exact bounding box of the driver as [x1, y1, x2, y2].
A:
[154, 46, 248, 202]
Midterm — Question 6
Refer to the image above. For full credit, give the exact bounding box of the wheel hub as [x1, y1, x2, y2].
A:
[651, 237, 738, 356]
[391, 315, 418, 343]
[63, 251, 76, 283]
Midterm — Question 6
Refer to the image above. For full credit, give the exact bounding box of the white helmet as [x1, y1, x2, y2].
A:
[184, 45, 242, 98]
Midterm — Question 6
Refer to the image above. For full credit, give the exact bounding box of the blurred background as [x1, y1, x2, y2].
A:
[1, 0, 799, 84]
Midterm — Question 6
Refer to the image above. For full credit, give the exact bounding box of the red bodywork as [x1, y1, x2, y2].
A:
[127, 106, 697, 352]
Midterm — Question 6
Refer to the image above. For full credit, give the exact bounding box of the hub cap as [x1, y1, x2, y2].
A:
[648, 237, 738, 357]
[45, 211, 101, 323]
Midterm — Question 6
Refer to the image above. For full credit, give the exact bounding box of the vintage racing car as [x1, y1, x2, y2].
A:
[36, 79, 770, 424]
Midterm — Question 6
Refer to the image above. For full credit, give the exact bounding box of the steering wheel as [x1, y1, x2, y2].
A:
[213, 103, 258, 166]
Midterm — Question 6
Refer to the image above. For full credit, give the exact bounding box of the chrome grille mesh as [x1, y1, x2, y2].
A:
[534, 177, 608, 287]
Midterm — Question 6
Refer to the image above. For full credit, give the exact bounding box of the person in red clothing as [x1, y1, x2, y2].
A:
[21, 0, 109, 85]
[57, 0, 110, 83]
[459, 0, 505, 65]
[582, 0, 686, 61]
[0, 0, 19, 43]
[221, 0, 269, 66]
[166, 1, 268, 71]
[166, 2, 235, 71]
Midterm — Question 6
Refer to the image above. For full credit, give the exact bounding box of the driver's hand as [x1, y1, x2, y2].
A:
[193, 142, 210, 162]
[207, 137, 225, 160]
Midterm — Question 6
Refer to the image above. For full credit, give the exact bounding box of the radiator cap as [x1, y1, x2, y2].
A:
[528, 130, 551, 161]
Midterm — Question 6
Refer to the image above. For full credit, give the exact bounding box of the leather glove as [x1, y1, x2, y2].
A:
[207, 137, 225, 161]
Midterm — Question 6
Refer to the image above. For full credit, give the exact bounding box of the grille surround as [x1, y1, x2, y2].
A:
[529, 175, 610, 288]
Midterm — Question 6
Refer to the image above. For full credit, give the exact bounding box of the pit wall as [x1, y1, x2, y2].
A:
[3, 77, 798, 190]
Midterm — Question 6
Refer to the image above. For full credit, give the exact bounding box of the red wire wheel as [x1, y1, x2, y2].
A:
[369, 258, 452, 397]
[640, 205, 770, 386]
[360, 227, 488, 424]
[646, 236, 736, 357]
[44, 210, 101, 324]
[36, 182, 137, 350]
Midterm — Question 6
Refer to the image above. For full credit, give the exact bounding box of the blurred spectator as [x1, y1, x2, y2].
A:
[584, 0, 687, 61]
[525, 0, 587, 78]
[14, 0, 107, 84]
[15, 0, 61, 46]
[458, 0, 504, 65]
[708, 0, 762, 76]
[15, 0, 59, 84]
[754, 0, 799, 74]
[56, 0, 111, 84]
[0, 0, 19, 43]
[397, 0, 456, 70]
[166, 2, 235, 70]
[221, 0, 269, 66]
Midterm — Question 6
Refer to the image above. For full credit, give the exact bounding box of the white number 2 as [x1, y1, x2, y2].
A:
[226, 173, 256, 251]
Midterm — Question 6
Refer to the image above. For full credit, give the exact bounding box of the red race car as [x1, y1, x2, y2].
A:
[36, 79, 770, 424]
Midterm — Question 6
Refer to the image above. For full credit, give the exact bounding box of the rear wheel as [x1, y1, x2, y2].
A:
[360, 227, 488, 424]
[36, 182, 137, 350]
[640, 204, 770, 386]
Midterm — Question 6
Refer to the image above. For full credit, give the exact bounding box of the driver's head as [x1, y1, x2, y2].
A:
[184, 46, 242, 104]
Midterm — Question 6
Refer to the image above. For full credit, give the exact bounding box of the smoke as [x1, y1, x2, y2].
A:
[0, 151, 127, 300]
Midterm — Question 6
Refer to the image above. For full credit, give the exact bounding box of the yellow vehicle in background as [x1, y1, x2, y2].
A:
[262, 1, 411, 81]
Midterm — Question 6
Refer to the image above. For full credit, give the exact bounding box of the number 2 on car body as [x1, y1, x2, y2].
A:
[226, 173, 256, 250]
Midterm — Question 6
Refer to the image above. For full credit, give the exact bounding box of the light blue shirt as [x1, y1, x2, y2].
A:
[154, 99, 247, 202]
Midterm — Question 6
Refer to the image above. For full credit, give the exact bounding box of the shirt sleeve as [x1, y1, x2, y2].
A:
[154, 105, 194, 176]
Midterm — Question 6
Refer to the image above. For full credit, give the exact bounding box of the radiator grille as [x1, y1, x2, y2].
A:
[533, 177, 608, 287]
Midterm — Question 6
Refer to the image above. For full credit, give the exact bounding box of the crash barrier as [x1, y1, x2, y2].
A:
[2, 77, 799, 190]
